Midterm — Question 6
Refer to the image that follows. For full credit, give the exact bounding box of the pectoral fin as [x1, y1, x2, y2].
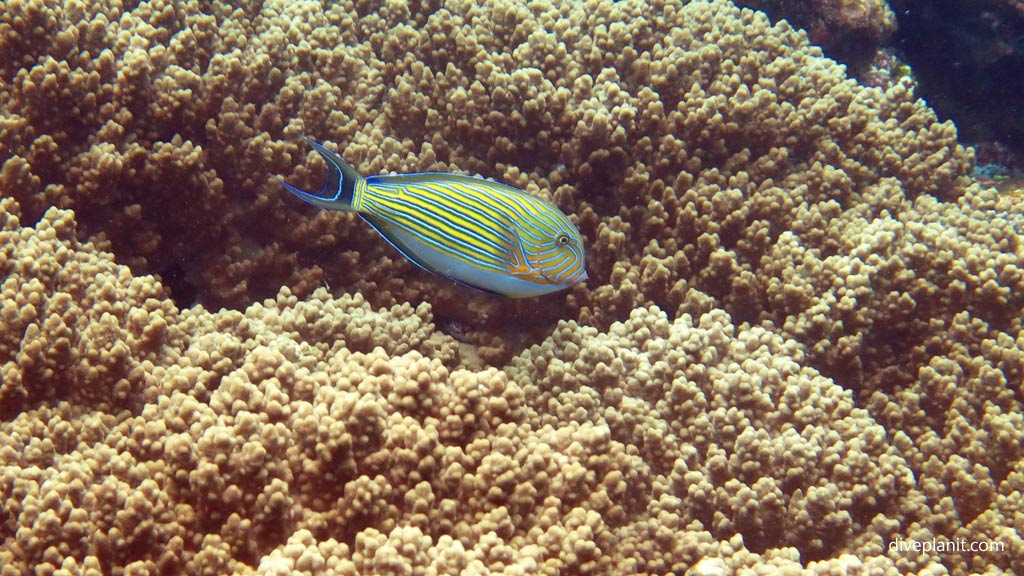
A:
[502, 223, 545, 280]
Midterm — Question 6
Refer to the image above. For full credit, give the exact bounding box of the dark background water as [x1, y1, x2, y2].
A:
[739, 0, 1024, 173]
[891, 1, 1024, 156]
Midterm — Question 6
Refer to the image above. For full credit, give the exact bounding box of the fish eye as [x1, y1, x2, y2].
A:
[556, 233, 570, 246]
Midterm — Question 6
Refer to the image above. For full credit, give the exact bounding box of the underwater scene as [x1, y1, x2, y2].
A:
[1, 0, 1022, 574]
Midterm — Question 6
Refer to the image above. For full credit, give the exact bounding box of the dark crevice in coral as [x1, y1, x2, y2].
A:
[157, 261, 200, 309]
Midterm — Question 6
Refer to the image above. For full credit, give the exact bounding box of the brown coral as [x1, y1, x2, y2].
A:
[0, 0, 970, 352]
[733, 0, 898, 69]
[3, 190, 1023, 574]
[2, 0, 1023, 575]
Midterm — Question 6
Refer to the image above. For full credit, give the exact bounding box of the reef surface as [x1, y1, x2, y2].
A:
[1, 0, 1023, 574]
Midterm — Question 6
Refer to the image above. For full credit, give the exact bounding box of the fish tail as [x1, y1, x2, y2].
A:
[279, 136, 363, 212]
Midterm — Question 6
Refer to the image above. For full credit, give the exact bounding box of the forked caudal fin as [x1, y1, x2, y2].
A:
[279, 136, 364, 212]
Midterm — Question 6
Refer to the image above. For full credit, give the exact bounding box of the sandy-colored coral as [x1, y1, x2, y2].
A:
[762, 181, 1024, 387]
[2, 189, 1023, 574]
[0, 0, 971, 354]
[733, 0, 898, 68]
[2, 0, 1023, 575]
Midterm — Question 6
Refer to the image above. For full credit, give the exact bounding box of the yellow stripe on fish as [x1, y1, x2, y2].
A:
[280, 137, 587, 297]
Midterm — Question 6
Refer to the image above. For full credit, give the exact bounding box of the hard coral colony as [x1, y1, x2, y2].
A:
[0, 1, 1023, 576]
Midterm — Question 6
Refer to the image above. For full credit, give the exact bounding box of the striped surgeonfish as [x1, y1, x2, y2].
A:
[280, 137, 587, 297]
